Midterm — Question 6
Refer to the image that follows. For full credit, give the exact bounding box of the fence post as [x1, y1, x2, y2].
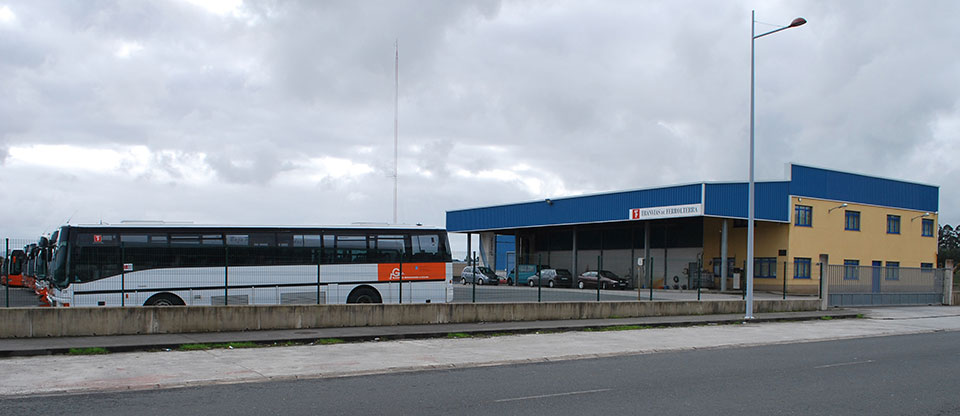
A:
[471, 251, 476, 303]
[224, 245, 229, 306]
[648, 257, 654, 301]
[697, 256, 702, 301]
[819, 262, 829, 311]
[945, 259, 955, 306]
[120, 242, 125, 307]
[316, 248, 323, 305]
[596, 255, 601, 302]
[537, 254, 542, 303]
[398, 250, 403, 304]
[782, 260, 787, 300]
[5, 238, 9, 307]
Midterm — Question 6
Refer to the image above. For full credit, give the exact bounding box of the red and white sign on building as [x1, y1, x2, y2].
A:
[628, 203, 703, 221]
[93, 235, 103, 243]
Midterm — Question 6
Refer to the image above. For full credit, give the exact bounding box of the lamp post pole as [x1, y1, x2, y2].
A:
[747, 11, 806, 319]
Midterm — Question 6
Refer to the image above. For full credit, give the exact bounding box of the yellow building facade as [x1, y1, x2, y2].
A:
[703, 195, 938, 295]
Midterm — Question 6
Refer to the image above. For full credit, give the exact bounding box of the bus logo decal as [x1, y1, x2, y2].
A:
[378, 263, 445, 281]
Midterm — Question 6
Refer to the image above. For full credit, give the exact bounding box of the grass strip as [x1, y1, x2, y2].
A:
[68, 347, 109, 355]
[178, 342, 259, 351]
[582, 325, 651, 332]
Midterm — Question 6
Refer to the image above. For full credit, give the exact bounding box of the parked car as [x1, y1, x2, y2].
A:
[460, 266, 500, 285]
[527, 268, 574, 288]
[576, 270, 629, 290]
[506, 264, 539, 286]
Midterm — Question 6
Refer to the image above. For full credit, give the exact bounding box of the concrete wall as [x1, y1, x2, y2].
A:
[0, 299, 819, 338]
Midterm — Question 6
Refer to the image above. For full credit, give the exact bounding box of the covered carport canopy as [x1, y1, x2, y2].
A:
[446, 180, 790, 289]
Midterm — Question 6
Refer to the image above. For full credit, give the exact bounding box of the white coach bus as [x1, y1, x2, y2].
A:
[42, 223, 453, 307]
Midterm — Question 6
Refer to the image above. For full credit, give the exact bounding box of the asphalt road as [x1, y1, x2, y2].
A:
[4, 330, 958, 415]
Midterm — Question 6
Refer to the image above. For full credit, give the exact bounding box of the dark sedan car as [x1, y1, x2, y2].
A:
[527, 268, 573, 288]
[576, 270, 629, 290]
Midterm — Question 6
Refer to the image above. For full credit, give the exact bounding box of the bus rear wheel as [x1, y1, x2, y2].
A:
[144, 293, 184, 306]
[347, 287, 382, 304]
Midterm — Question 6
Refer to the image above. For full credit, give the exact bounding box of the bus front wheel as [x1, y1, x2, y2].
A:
[347, 286, 382, 304]
[144, 293, 184, 306]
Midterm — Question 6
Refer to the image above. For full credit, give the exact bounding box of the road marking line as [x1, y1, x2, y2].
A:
[815, 360, 875, 369]
[495, 388, 612, 403]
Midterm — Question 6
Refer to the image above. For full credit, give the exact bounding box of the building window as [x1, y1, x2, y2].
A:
[885, 261, 900, 280]
[920, 262, 933, 269]
[794, 258, 811, 279]
[754, 258, 777, 278]
[922, 219, 934, 237]
[712, 257, 734, 277]
[843, 260, 859, 280]
[845, 210, 860, 231]
[794, 205, 812, 227]
[887, 215, 900, 234]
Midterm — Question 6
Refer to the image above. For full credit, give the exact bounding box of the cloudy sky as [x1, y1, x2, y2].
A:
[1, 0, 957, 257]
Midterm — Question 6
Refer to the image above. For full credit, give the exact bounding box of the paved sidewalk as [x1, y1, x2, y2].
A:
[0, 309, 857, 356]
[0, 307, 960, 398]
[2, 306, 958, 398]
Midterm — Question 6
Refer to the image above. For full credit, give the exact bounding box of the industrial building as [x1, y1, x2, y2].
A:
[446, 164, 939, 296]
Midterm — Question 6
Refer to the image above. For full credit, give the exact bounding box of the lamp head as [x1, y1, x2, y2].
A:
[828, 203, 848, 213]
[790, 17, 807, 27]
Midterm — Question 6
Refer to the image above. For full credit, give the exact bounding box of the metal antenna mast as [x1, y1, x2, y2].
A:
[393, 40, 399, 224]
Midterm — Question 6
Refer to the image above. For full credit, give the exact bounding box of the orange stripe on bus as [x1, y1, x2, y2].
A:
[377, 263, 446, 281]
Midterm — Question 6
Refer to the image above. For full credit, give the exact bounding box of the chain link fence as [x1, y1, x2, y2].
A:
[825, 263, 947, 306]
[2, 237, 43, 307]
[451, 253, 814, 303]
[25, 234, 950, 307]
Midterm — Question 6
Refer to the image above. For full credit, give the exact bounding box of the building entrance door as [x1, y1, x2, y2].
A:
[872, 261, 882, 293]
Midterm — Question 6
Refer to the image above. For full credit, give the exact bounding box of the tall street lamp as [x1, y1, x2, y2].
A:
[746, 11, 806, 319]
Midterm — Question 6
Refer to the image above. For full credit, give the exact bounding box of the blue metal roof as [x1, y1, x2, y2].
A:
[704, 181, 790, 222]
[445, 164, 939, 233]
[446, 184, 701, 232]
[789, 165, 939, 213]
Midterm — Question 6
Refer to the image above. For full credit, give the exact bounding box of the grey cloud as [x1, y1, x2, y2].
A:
[1, 0, 959, 240]
[206, 148, 295, 185]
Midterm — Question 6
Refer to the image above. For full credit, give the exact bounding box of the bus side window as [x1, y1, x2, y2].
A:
[334, 235, 366, 264]
[288, 234, 321, 265]
[120, 235, 148, 244]
[322, 235, 336, 264]
[411, 234, 440, 262]
[373, 235, 405, 263]
[277, 233, 294, 247]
